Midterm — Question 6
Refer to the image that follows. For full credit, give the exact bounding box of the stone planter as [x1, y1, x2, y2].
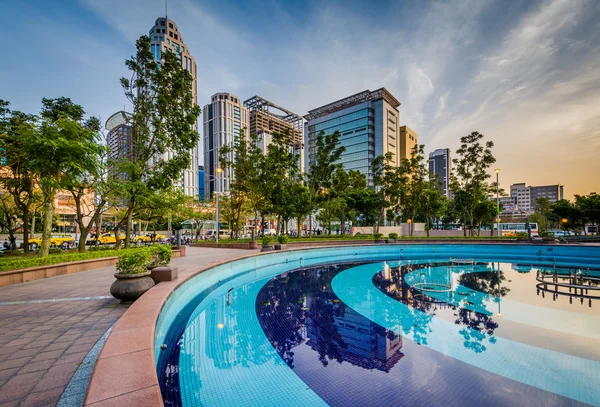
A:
[150, 266, 178, 284]
[248, 241, 258, 249]
[274, 244, 287, 251]
[110, 271, 155, 304]
[260, 245, 274, 252]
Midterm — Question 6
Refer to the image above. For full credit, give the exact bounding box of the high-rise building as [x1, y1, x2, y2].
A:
[148, 17, 198, 197]
[428, 148, 452, 198]
[203, 93, 249, 197]
[243, 96, 304, 173]
[105, 110, 133, 178]
[399, 126, 418, 160]
[510, 182, 564, 212]
[198, 165, 205, 200]
[304, 88, 401, 185]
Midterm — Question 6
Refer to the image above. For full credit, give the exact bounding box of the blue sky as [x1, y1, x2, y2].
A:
[2, 0, 599, 198]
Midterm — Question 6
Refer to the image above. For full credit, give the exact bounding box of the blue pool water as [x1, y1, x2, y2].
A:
[155, 244, 600, 406]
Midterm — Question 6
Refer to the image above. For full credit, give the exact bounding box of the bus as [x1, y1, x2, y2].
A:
[497, 222, 538, 237]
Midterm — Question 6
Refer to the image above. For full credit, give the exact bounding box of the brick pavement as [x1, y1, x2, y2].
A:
[0, 246, 250, 407]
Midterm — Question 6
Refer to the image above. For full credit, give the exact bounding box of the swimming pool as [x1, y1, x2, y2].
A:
[155, 244, 600, 406]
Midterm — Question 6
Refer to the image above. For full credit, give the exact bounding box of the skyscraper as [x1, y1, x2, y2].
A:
[399, 125, 418, 160]
[510, 182, 564, 212]
[148, 17, 198, 197]
[428, 148, 452, 198]
[203, 93, 249, 197]
[244, 96, 304, 173]
[304, 88, 401, 185]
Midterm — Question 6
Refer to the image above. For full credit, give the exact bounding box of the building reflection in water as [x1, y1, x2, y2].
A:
[257, 263, 405, 373]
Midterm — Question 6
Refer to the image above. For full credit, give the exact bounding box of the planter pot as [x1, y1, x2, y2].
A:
[374, 240, 385, 243]
[110, 271, 155, 304]
[174, 246, 186, 257]
[274, 244, 287, 251]
[150, 266, 178, 284]
[248, 241, 258, 249]
[261, 245, 274, 252]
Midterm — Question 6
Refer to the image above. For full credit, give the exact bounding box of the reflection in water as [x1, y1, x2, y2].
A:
[256, 264, 404, 372]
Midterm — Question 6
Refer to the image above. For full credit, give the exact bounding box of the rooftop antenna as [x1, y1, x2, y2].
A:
[165, 0, 168, 20]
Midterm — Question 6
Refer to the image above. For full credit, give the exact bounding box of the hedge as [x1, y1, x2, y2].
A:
[0, 245, 171, 272]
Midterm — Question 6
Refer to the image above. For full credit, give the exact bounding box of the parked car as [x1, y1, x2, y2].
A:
[96, 232, 126, 245]
[29, 234, 74, 249]
[133, 233, 166, 243]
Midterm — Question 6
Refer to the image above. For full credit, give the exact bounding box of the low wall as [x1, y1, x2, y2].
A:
[0, 247, 185, 288]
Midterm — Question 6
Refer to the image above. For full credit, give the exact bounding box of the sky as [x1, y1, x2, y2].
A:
[1, 0, 599, 199]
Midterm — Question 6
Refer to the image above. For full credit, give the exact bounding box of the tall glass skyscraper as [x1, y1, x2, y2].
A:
[148, 17, 198, 197]
[304, 88, 401, 185]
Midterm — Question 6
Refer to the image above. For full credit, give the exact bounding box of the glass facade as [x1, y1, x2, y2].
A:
[307, 108, 374, 179]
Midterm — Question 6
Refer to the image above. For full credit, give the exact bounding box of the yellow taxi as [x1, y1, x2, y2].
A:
[97, 232, 126, 245]
[133, 233, 166, 243]
[29, 234, 74, 248]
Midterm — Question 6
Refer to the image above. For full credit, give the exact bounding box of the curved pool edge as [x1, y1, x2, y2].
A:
[82, 242, 600, 406]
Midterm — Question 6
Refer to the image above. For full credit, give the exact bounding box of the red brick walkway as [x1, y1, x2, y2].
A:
[0, 247, 251, 407]
[0, 267, 127, 407]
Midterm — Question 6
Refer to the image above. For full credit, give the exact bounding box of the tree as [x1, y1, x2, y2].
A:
[420, 181, 448, 236]
[0, 192, 21, 249]
[534, 197, 552, 232]
[450, 131, 496, 236]
[62, 130, 111, 252]
[0, 100, 39, 253]
[550, 199, 584, 234]
[22, 97, 102, 257]
[115, 35, 200, 247]
[306, 131, 345, 236]
[575, 193, 600, 235]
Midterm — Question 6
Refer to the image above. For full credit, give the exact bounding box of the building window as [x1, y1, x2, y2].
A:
[161, 21, 165, 26]
[174, 34, 178, 40]
[169, 23, 174, 28]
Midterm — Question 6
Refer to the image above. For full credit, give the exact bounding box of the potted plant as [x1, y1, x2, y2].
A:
[261, 235, 274, 252]
[148, 245, 177, 283]
[374, 233, 384, 243]
[388, 232, 399, 242]
[110, 249, 155, 303]
[275, 235, 289, 250]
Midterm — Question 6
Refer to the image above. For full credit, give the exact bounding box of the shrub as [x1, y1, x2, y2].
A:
[277, 235, 289, 245]
[116, 249, 152, 274]
[261, 236, 273, 246]
[539, 231, 555, 239]
[89, 246, 113, 252]
[515, 232, 529, 240]
[374, 233, 384, 241]
[49, 248, 63, 255]
[389, 233, 399, 240]
[149, 245, 172, 266]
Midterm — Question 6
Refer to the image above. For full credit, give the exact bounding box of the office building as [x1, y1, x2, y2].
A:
[428, 148, 451, 198]
[198, 166, 205, 200]
[244, 96, 304, 172]
[105, 110, 133, 178]
[399, 126, 418, 160]
[203, 93, 249, 197]
[304, 88, 401, 185]
[510, 182, 564, 212]
[148, 17, 198, 197]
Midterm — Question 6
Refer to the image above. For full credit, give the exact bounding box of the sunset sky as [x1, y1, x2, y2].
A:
[2, 0, 599, 199]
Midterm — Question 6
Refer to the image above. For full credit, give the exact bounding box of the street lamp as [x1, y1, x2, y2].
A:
[495, 169, 501, 237]
[561, 218, 568, 232]
[215, 168, 223, 243]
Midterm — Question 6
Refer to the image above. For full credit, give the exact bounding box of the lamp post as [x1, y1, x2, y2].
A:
[495, 169, 501, 237]
[215, 168, 223, 243]
[407, 218, 412, 237]
[561, 218, 568, 232]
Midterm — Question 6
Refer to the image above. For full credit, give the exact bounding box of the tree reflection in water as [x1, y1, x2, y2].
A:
[256, 263, 405, 372]
[375, 262, 504, 353]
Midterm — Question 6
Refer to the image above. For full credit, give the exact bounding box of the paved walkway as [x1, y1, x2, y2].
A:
[0, 247, 250, 407]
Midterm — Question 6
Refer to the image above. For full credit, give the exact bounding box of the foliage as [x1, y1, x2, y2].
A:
[0, 247, 154, 272]
[389, 232, 399, 240]
[373, 233, 384, 241]
[114, 35, 200, 248]
[148, 245, 172, 266]
[450, 131, 497, 236]
[116, 249, 152, 274]
[514, 232, 529, 240]
[261, 235, 273, 246]
[277, 235, 289, 245]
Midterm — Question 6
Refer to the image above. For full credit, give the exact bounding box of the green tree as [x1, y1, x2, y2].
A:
[23, 97, 102, 257]
[306, 131, 345, 236]
[534, 197, 552, 232]
[116, 35, 200, 247]
[420, 181, 449, 236]
[0, 100, 40, 253]
[450, 131, 496, 236]
[575, 193, 600, 235]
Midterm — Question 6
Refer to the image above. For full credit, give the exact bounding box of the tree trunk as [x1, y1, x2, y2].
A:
[22, 211, 30, 254]
[40, 192, 55, 257]
[125, 208, 133, 248]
